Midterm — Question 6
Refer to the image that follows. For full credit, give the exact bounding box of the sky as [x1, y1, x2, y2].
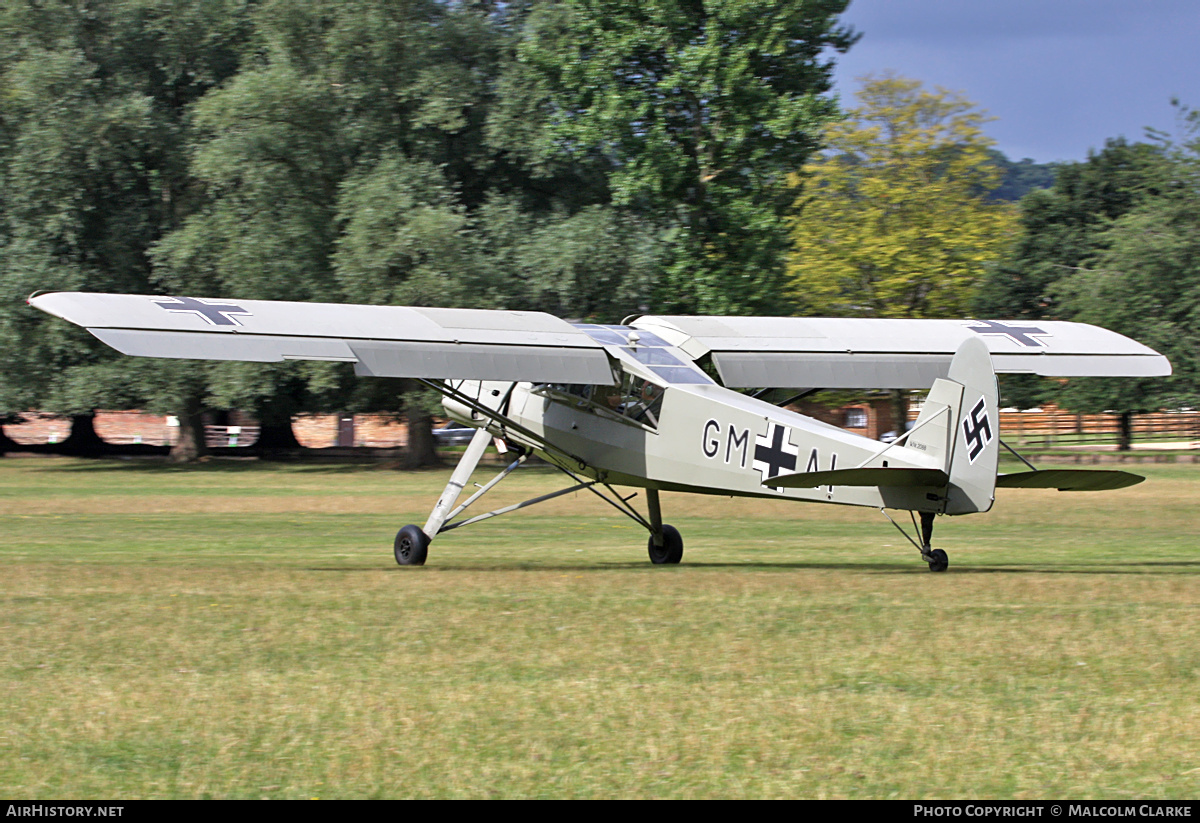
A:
[830, 0, 1200, 163]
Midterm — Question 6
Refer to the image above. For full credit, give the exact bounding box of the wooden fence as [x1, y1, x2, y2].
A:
[996, 408, 1200, 449]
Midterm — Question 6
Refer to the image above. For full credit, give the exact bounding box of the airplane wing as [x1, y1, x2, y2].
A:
[630, 315, 1171, 389]
[30, 293, 1170, 390]
[28, 292, 617, 384]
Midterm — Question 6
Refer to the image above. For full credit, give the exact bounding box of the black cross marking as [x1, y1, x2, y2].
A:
[753, 422, 798, 487]
[966, 319, 1050, 348]
[153, 296, 252, 326]
[962, 398, 993, 463]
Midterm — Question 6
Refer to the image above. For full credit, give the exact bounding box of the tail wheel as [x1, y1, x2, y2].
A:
[927, 548, 949, 573]
[395, 525, 430, 566]
[648, 524, 684, 565]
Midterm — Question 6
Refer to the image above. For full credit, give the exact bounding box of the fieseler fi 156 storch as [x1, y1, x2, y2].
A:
[30, 292, 1170, 571]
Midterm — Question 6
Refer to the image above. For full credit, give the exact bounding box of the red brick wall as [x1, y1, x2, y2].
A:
[3, 411, 412, 448]
[4, 411, 178, 446]
[290, 414, 409, 448]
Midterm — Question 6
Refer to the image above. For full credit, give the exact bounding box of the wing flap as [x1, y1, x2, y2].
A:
[713, 352, 951, 390]
[349, 340, 613, 383]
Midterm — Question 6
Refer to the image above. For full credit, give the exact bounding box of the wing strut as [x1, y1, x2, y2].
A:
[999, 439, 1039, 471]
[433, 459, 653, 536]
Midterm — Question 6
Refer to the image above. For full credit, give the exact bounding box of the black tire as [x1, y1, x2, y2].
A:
[395, 525, 430, 566]
[927, 548, 949, 573]
[648, 524, 684, 565]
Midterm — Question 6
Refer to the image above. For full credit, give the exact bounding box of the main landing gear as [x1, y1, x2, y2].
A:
[645, 490, 683, 564]
[394, 524, 430, 566]
[882, 509, 949, 572]
[647, 524, 684, 564]
[393, 426, 682, 567]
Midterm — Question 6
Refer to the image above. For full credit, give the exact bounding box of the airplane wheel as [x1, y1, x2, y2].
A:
[395, 525, 429, 566]
[927, 549, 949, 573]
[648, 524, 683, 565]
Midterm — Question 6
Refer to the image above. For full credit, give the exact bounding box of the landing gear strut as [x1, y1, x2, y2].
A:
[395, 424, 683, 567]
[394, 426, 493, 567]
[881, 509, 949, 572]
[920, 511, 949, 572]
[645, 489, 683, 564]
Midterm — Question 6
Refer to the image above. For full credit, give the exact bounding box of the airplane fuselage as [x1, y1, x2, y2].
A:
[445, 379, 949, 514]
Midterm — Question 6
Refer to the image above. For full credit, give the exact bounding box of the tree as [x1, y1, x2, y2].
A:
[788, 75, 1018, 319]
[1052, 111, 1200, 448]
[973, 138, 1166, 321]
[4, 1, 856, 462]
[0, 0, 253, 460]
[152, 0, 494, 461]
[507, 0, 857, 315]
[973, 137, 1170, 413]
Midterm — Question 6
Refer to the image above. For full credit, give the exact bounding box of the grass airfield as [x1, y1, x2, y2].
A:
[1, 457, 1198, 799]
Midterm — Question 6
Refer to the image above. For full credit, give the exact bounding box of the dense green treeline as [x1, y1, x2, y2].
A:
[0, 0, 856, 458]
[974, 114, 1200, 444]
[1, 1, 1194, 459]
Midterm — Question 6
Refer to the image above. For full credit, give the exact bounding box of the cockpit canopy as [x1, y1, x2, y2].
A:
[534, 323, 714, 430]
[572, 324, 713, 385]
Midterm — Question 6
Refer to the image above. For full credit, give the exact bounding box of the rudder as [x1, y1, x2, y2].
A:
[899, 337, 998, 514]
[944, 337, 999, 514]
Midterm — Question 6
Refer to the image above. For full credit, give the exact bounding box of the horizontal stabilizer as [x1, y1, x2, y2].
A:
[764, 467, 950, 489]
[996, 469, 1144, 491]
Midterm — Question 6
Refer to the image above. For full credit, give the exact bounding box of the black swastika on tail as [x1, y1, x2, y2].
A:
[962, 398, 993, 463]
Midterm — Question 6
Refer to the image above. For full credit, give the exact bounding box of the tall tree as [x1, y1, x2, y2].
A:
[972, 137, 1169, 412]
[506, 0, 857, 315]
[0, 0, 253, 459]
[1051, 111, 1200, 448]
[973, 137, 1166, 321]
[788, 75, 1018, 319]
[153, 0, 483, 457]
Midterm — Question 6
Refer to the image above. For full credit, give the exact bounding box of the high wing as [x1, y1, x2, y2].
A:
[28, 292, 616, 385]
[30, 293, 1169, 390]
[630, 315, 1170, 388]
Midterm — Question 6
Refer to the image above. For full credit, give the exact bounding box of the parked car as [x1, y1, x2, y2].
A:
[433, 422, 477, 446]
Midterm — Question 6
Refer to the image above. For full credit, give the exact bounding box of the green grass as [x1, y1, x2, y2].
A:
[2, 457, 1199, 798]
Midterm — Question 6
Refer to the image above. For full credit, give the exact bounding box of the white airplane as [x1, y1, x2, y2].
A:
[30, 292, 1170, 571]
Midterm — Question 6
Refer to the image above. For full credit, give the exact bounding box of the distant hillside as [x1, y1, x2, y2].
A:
[987, 149, 1057, 201]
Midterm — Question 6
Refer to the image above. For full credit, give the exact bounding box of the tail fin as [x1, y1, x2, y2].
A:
[901, 337, 999, 514]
